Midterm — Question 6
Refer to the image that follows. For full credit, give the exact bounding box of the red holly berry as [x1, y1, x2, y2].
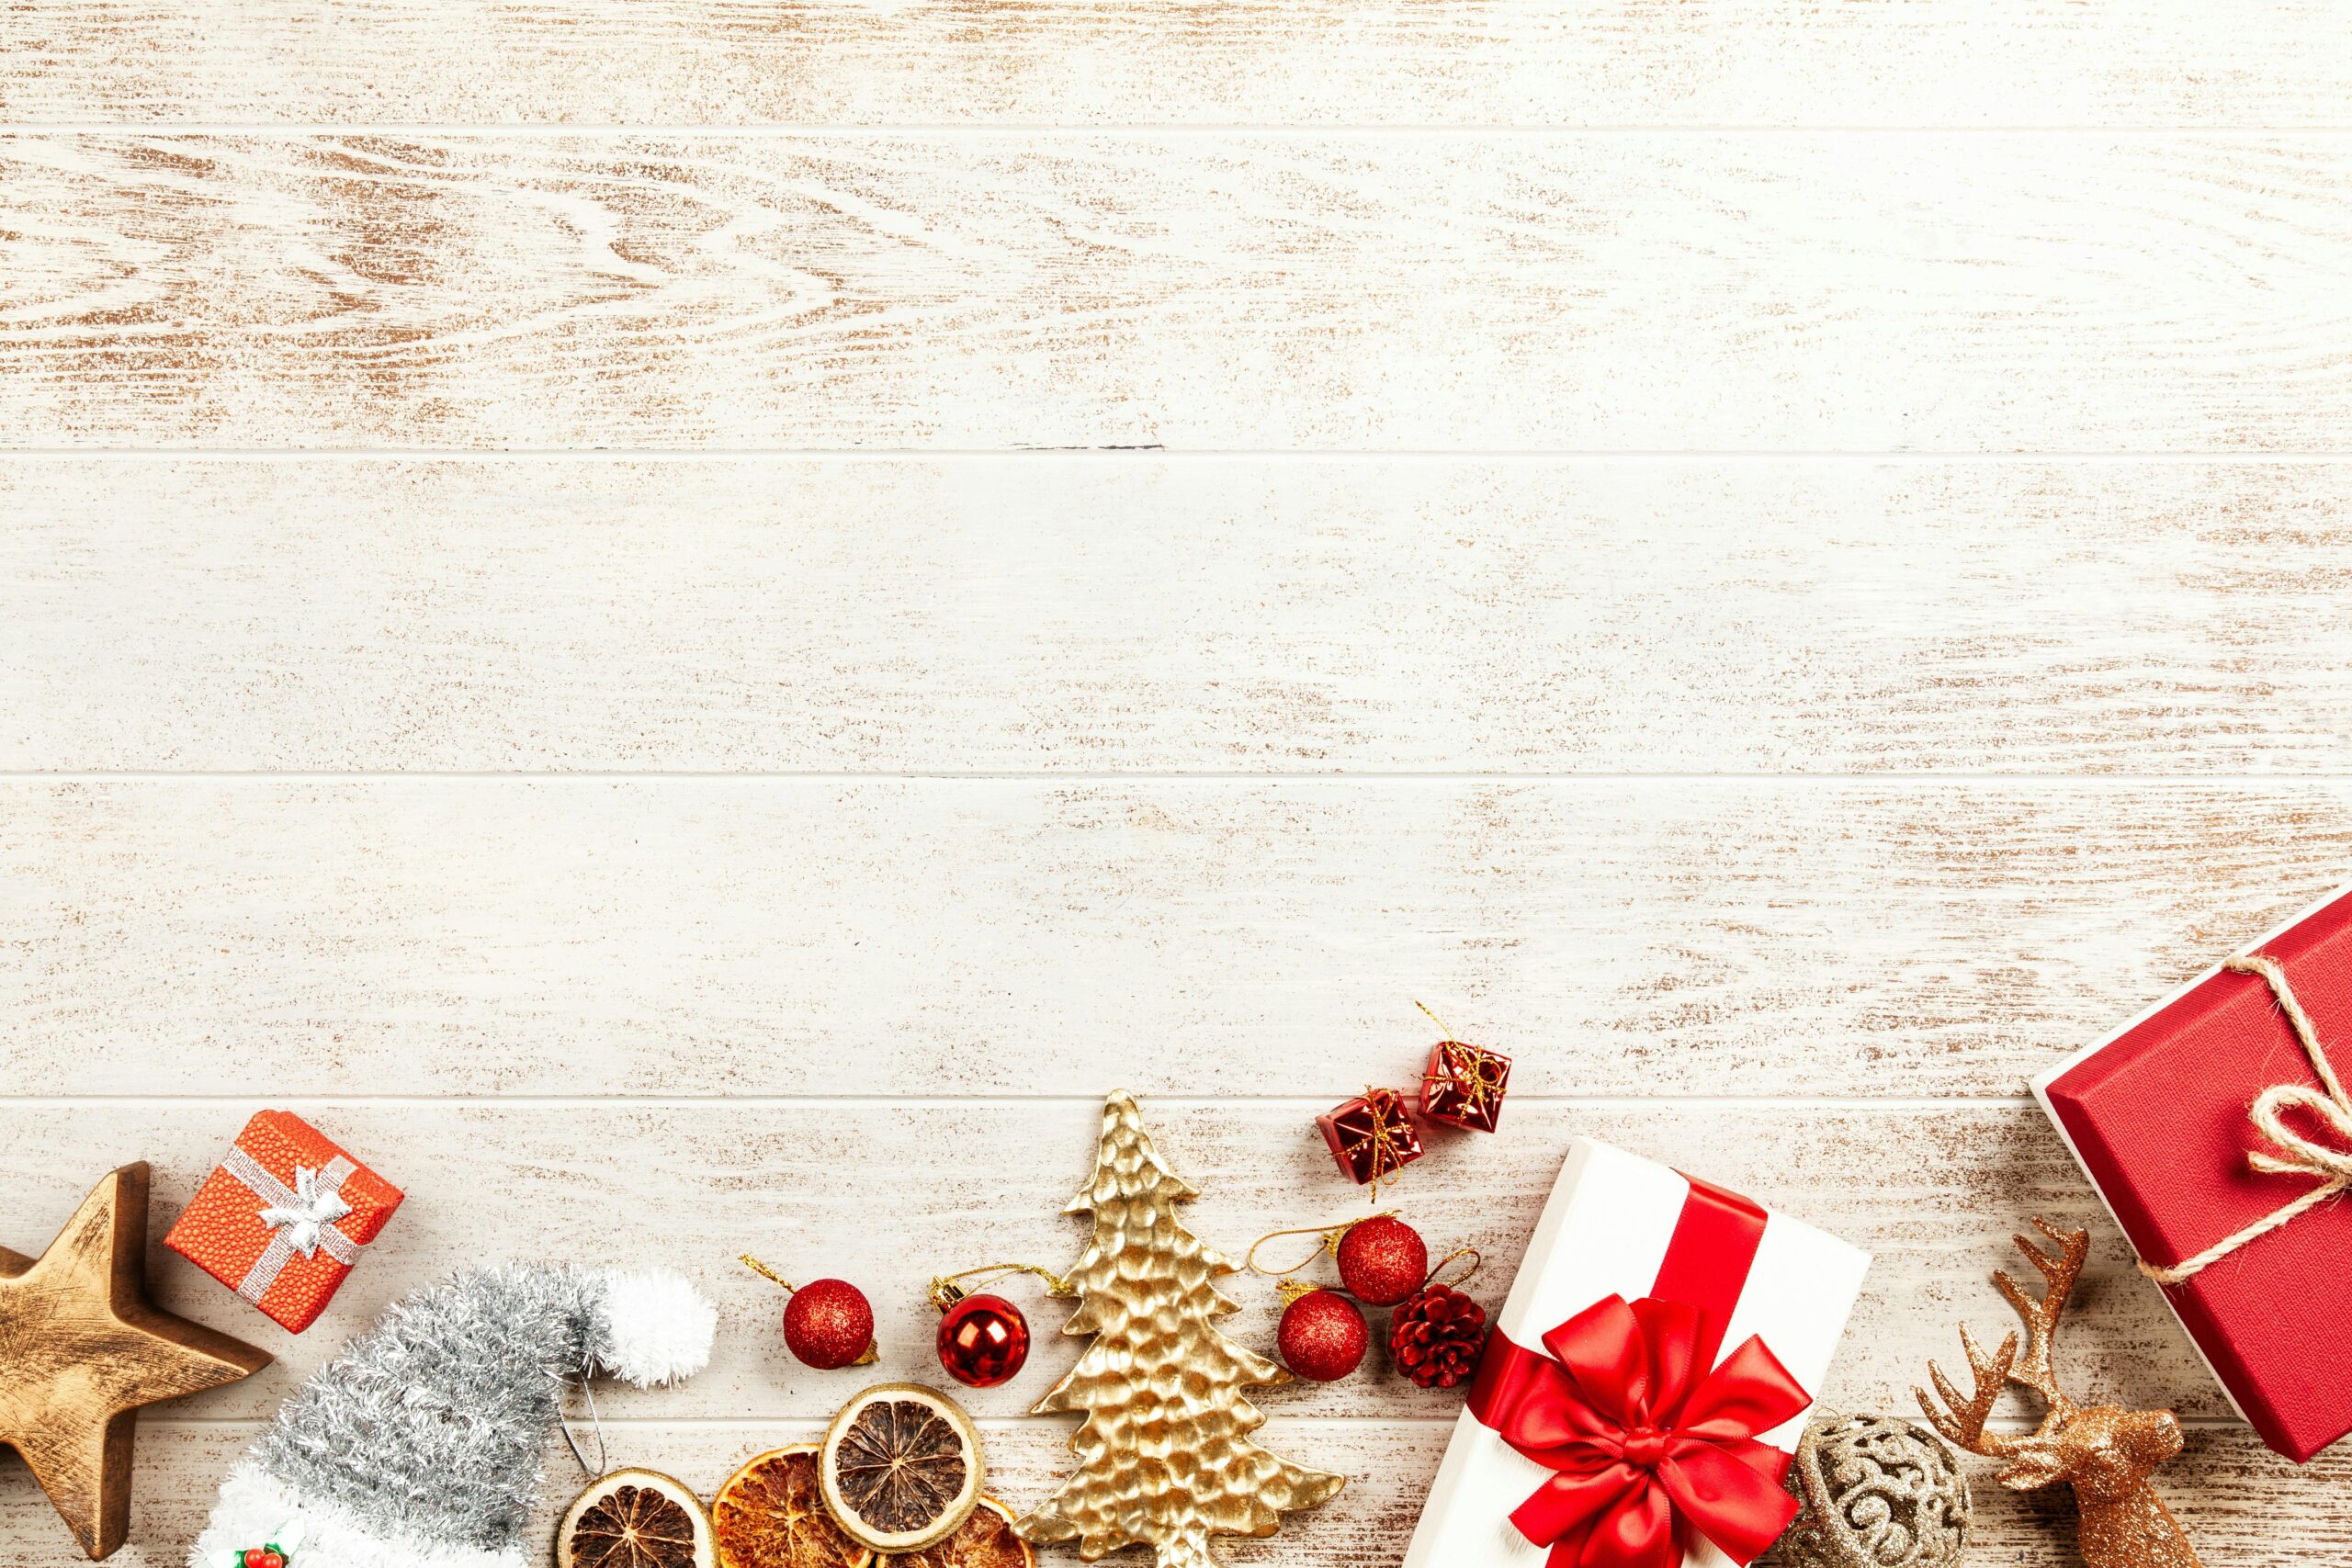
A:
[1388, 1282, 1488, 1389]
[1334, 1214, 1429, 1307]
[259, 1552, 287, 1568]
[783, 1278, 876, 1370]
[937, 1292, 1031, 1388]
[1277, 1288, 1368, 1382]
[241, 1551, 271, 1568]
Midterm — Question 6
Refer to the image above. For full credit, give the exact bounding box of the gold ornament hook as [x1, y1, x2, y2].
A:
[1426, 1247, 1483, 1291]
[1242, 1212, 1399, 1280]
[930, 1261, 1077, 1313]
[739, 1254, 797, 1294]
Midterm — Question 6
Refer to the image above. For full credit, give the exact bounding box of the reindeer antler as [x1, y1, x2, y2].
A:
[1917, 1217, 2093, 1458]
[1994, 1217, 2089, 1425]
[1916, 1323, 2022, 1458]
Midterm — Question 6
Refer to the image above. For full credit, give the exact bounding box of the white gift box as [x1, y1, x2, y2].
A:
[1402, 1137, 1872, 1568]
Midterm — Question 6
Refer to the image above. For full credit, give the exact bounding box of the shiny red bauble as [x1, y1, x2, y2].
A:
[937, 1292, 1032, 1388]
[782, 1277, 876, 1370]
[1276, 1288, 1369, 1382]
[1335, 1214, 1429, 1307]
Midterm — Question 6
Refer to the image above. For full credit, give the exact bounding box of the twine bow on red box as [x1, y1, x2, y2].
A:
[1468, 1294, 1809, 1568]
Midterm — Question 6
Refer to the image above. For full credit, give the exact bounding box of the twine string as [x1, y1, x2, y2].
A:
[2138, 953, 2352, 1285]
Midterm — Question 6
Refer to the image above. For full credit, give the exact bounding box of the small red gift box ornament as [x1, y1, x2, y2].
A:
[1317, 1088, 1423, 1192]
[1419, 1038, 1511, 1134]
[165, 1111, 402, 1334]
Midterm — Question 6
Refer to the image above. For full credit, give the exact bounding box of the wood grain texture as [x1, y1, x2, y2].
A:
[8, 779, 2349, 1099]
[0, 1100, 2282, 1429]
[0, 1164, 267, 1561]
[6, 1418, 2345, 1568]
[9, 3, 2352, 1561]
[7, 457, 2352, 774]
[8, 2, 2352, 129]
[7, 135, 2352, 451]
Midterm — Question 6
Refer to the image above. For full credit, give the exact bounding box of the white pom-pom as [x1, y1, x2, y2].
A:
[594, 1269, 718, 1387]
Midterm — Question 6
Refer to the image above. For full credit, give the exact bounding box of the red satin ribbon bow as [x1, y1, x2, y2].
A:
[1469, 1293, 1810, 1568]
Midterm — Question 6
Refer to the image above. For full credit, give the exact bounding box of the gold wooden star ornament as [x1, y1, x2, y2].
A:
[0, 1163, 271, 1559]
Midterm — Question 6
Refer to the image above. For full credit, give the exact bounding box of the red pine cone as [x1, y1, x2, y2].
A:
[1388, 1283, 1488, 1389]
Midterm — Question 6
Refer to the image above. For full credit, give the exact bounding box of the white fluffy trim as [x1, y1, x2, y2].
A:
[188, 1462, 526, 1568]
[595, 1267, 717, 1387]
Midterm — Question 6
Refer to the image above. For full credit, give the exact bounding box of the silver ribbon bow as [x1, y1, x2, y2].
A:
[220, 1145, 363, 1305]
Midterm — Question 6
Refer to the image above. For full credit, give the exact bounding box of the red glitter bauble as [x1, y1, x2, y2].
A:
[783, 1278, 876, 1370]
[1277, 1288, 1369, 1382]
[1335, 1214, 1430, 1307]
[937, 1292, 1032, 1388]
[1388, 1282, 1488, 1389]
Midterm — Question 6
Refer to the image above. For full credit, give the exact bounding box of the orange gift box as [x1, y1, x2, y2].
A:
[164, 1110, 402, 1333]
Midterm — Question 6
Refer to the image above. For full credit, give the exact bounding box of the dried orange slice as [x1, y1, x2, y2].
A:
[713, 1445, 873, 1568]
[560, 1469, 717, 1568]
[888, 1497, 1033, 1568]
[818, 1383, 986, 1553]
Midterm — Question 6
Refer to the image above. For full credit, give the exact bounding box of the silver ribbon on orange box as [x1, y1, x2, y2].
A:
[219, 1145, 362, 1305]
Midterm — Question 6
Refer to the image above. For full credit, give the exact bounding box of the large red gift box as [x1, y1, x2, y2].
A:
[164, 1111, 403, 1334]
[2037, 883, 2352, 1462]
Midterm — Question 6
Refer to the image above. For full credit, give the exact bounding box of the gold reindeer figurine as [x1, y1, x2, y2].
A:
[1916, 1218, 2200, 1568]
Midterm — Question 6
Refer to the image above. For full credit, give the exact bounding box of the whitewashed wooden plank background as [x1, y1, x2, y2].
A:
[10, 781, 2352, 1100]
[6, 5, 2352, 1567]
[8, 135, 2352, 450]
[8, 2, 2350, 128]
[7, 459, 2352, 773]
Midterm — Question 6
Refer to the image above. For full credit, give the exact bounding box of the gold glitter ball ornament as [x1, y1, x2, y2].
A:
[1015, 1093, 1346, 1568]
[1774, 1414, 1968, 1568]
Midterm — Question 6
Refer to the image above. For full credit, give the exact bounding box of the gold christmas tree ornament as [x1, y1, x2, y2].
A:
[1016, 1093, 1346, 1568]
